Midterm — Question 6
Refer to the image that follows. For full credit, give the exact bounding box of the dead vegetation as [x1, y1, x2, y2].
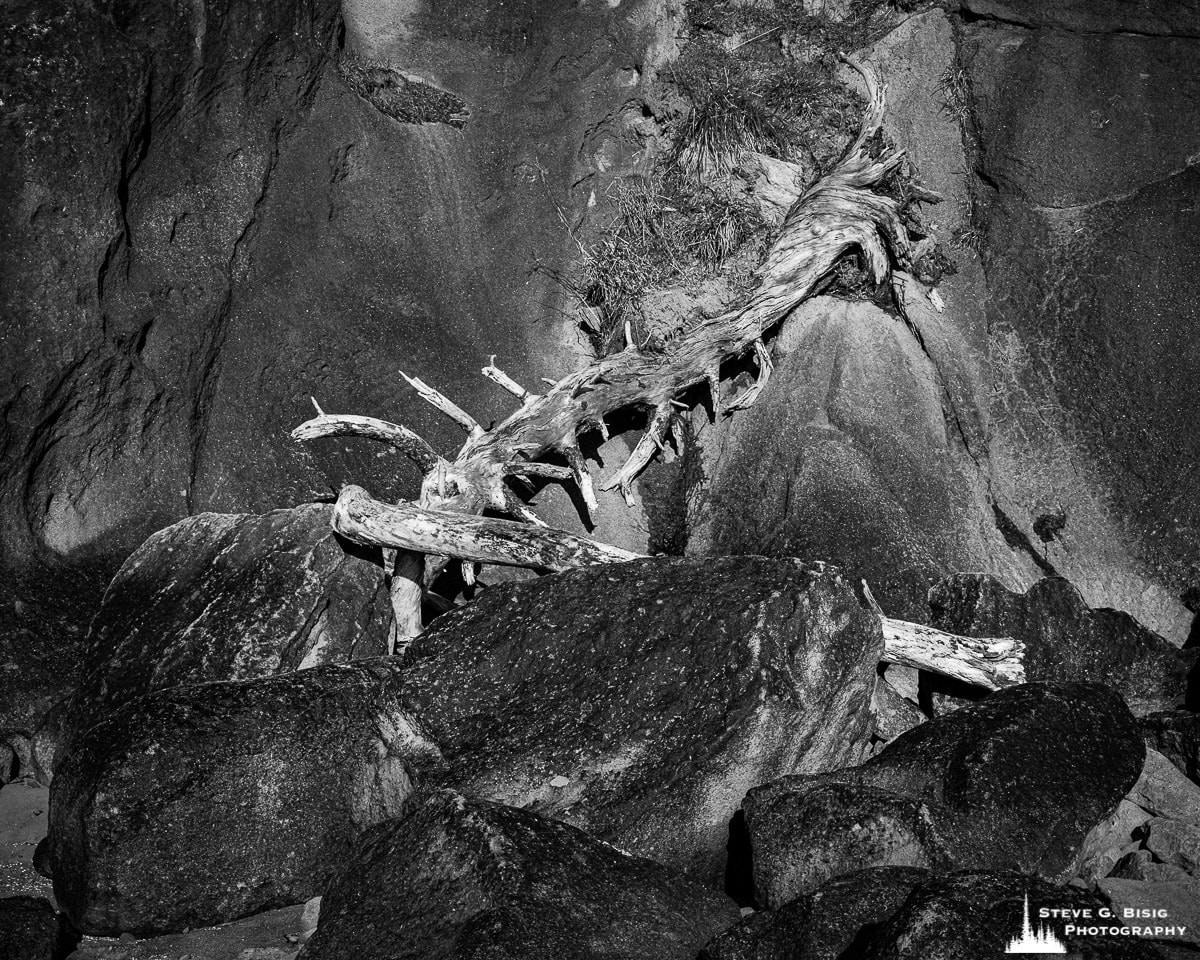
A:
[571, 0, 932, 357]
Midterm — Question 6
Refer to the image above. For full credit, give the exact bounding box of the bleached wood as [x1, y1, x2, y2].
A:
[863, 580, 1024, 690]
[337, 488, 1026, 687]
[290, 413, 441, 471]
[332, 485, 641, 571]
[880, 617, 1026, 690]
[483, 356, 538, 402]
[400, 371, 483, 438]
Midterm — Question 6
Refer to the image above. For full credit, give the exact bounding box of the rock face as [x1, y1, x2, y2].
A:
[963, 1, 1200, 642]
[688, 0, 1200, 643]
[929, 575, 1194, 715]
[1097, 879, 1200, 948]
[1141, 711, 1200, 784]
[301, 789, 740, 960]
[862, 871, 1161, 959]
[700, 866, 929, 960]
[1076, 748, 1200, 886]
[404, 557, 883, 886]
[0, 895, 66, 960]
[745, 683, 1144, 907]
[48, 659, 442, 936]
[0, 0, 667, 566]
[742, 783, 947, 909]
[697, 293, 997, 624]
[1, 0, 663, 738]
[64, 503, 390, 743]
[1127, 749, 1200, 827]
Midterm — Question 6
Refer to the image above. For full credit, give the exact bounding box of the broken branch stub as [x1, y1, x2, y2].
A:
[880, 618, 1025, 689]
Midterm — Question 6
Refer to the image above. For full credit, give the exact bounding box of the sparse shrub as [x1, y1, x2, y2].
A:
[937, 59, 973, 128]
[667, 85, 791, 181]
[677, 188, 764, 265]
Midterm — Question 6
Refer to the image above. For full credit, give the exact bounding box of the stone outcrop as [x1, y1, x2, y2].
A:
[404, 556, 883, 886]
[301, 790, 740, 960]
[745, 683, 1144, 906]
[47, 659, 441, 936]
[63, 503, 391, 745]
[929, 574, 1194, 715]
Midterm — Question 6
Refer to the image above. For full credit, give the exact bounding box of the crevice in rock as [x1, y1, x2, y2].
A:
[957, 6, 1200, 42]
[186, 121, 285, 512]
[723, 808, 755, 908]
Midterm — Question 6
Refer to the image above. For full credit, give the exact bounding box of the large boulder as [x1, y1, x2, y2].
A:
[860, 871, 1161, 959]
[745, 683, 1144, 907]
[1141, 711, 1200, 784]
[0, 896, 68, 960]
[403, 556, 884, 886]
[740, 783, 948, 909]
[63, 503, 391, 745]
[47, 659, 442, 936]
[1097, 879, 1200, 948]
[700, 866, 929, 960]
[301, 789, 740, 960]
[929, 575, 1194, 715]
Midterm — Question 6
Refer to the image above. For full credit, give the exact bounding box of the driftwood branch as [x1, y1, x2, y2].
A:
[483, 356, 539, 403]
[333, 485, 1025, 689]
[332, 485, 641, 571]
[290, 410, 441, 472]
[879, 619, 1025, 689]
[400, 371, 483, 438]
[862, 580, 1023, 689]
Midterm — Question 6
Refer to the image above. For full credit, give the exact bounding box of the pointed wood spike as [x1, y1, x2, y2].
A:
[707, 367, 722, 421]
[482, 355, 539, 403]
[310, 397, 326, 417]
[564, 445, 599, 515]
[400, 369, 483, 436]
[599, 402, 670, 497]
[500, 491, 549, 527]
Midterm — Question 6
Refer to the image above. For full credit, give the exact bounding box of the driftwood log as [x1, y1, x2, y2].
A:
[292, 57, 1026, 690]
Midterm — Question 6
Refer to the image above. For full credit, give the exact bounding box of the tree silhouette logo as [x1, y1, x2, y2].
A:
[1006, 895, 1068, 954]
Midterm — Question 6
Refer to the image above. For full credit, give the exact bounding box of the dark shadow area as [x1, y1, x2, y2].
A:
[723, 808, 756, 908]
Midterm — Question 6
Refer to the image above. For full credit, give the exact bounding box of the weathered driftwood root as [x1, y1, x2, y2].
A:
[293, 57, 988, 675]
